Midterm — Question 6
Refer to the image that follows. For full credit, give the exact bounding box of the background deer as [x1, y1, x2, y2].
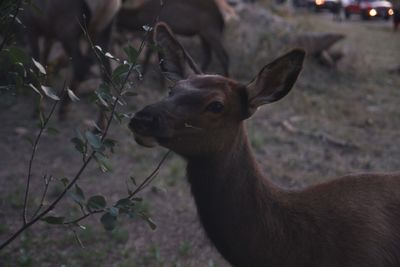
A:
[117, 0, 229, 76]
[22, 0, 121, 127]
[129, 22, 400, 267]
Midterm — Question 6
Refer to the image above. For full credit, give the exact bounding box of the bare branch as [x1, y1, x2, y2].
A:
[23, 82, 66, 225]
[129, 151, 171, 199]
[30, 175, 52, 220]
[63, 210, 104, 225]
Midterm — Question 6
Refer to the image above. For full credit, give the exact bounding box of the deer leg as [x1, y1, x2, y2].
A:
[93, 23, 114, 131]
[41, 38, 53, 66]
[200, 37, 212, 72]
[59, 38, 88, 121]
[28, 32, 40, 61]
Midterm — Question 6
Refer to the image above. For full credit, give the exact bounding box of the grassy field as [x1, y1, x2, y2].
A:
[0, 7, 400, 267]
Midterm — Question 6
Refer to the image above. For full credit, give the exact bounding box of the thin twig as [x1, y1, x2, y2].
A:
[0, 150, 95, 251]
[22, 82, 66, 225]
[129, 151, 171, 199]
[63, 210, 104, 225]
[30, 175, 52, 220]
[70, 227, 85, 248]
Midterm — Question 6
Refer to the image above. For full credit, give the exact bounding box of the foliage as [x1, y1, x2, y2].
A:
[0, 0, 169, 252]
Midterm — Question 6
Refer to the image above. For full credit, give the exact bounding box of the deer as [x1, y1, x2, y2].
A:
[116, 0, 229, 76]
[21, 0, 121, 128]
[129, 22, 400, 267]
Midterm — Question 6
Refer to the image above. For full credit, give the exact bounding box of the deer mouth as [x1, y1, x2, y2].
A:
[133, 133, 159, 148]
[129, 117, 174, 148]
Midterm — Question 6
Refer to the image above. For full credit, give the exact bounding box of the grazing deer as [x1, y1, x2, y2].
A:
[129, 23, 400, 267]
[22, 0, 121, 127]
[117, 0, 229, 76]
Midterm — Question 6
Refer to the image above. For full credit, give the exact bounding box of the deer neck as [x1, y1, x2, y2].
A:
[185, 124, 290, 265]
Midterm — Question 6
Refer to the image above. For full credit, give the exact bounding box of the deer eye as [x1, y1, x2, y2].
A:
[206, 101, 224, 114]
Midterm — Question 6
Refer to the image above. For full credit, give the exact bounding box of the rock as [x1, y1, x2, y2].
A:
[224, 3, 346, 79]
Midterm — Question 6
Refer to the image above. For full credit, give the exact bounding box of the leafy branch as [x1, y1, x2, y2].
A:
[0, 0, 169, 251]
[0, 0, 24, 52]
[59, 151, 171, 232]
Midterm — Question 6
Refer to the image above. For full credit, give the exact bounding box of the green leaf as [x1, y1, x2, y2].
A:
[75, 184, 85, 200]
[67, 88, 80, 102]
[109, 207, 119, 217]
[94, 45, 103, 53]
[74, 129, 84, 141]
[41, 86, 60, 101]
[104, 139, 116, 153]
[130, 176, 137, 186]
[100, 212, 117, 231]
[69, 184, 85, 204]
[116, 198, 132, 208]
[8, 46, 28, 64]
[117, 198, 135, 215]
[113, 111, 125, 123]
[60, 177, 69, 187]
[142, 25, 152, 32]
[38, 111, 45, 128]
[122, 91, 138, 97]
[87, 195, 107, 211]
[95, 84, 112, 107]
[94, 153, 112, 172]
[28, 83, 42, 97]
[46, 127, 59, 135]
[85, 131, 102, 149]
[123, 45, 138, 64]
[41, 216, 65, 225]
[143, 215, 157, 230]
[71, 137, 85, 154]
[103, 139, 116, 147]
[32, 58, 46, 75]
[112, 63, 130, 82]
[105, 52, 118, 61]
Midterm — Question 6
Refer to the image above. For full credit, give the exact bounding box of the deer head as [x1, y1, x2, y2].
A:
[129, 22, 305, 157]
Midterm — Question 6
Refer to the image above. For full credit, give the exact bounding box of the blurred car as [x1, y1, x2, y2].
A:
[344, 0, 394, 20]
[308, 0, 342, 12]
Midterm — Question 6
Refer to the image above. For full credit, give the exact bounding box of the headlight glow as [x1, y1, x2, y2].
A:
[388, 8, 394, 16]
[369, 9, 377, 16]
[315, 0, 324, 5]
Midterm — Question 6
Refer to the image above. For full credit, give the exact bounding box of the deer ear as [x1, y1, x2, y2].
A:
[245, 49, 305, 117]
[154, 22, 202, 81]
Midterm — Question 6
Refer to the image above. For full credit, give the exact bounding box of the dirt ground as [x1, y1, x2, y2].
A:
[1, 7, 400, 267]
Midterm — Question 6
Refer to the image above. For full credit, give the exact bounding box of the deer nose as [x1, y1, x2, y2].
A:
[129, 107, 161, 133]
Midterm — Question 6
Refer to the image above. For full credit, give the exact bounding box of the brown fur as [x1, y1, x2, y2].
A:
[21, 0, 118, 128]
[117, 0, 229, 76]
[129, 23, 400, 267]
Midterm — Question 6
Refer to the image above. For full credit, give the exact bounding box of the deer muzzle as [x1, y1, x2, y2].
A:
[129, 105, 173, 147]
